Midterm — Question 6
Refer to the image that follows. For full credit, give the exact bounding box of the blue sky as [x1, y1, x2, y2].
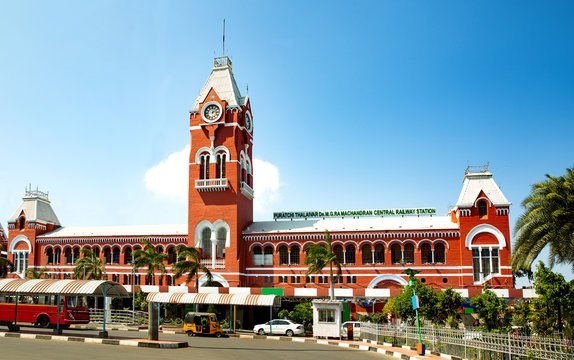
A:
[1, 1, 572, 282]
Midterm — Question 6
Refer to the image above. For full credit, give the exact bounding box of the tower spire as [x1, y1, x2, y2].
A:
[222, 19, 226, 57]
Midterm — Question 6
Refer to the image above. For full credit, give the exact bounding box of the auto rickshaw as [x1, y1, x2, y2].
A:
[183, 312, 223, 337]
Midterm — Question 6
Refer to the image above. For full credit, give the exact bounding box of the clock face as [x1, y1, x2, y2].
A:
[202, 102, 222, 122]
[245, 111, 253, 133]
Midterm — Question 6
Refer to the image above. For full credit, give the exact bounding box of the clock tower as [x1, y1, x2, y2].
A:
[187, 56, 254, 287]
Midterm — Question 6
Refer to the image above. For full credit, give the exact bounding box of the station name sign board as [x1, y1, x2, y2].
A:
[273, 208, 436, 220]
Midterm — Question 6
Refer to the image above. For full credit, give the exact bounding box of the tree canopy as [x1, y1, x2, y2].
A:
[512, 167, 574, 272]
[305, 230, 342, 300]
[172, 244, 212, 291]
[133, 239, 168, 285]
[73, 248, 104, 280]
[0, 243, 13, 278]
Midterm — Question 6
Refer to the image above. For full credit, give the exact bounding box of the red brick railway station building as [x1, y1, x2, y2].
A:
[3, 56, 531, 320]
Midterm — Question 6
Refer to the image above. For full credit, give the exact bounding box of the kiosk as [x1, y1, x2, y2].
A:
[312, 300, 342, 339]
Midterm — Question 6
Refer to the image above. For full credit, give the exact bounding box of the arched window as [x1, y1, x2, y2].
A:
[374, 244, 385, 264]
[361, 245, 372, 264]
[345, 245, 356, 264]
[103, 248, 112, 264]
[404, 244, 414, 264]
[167, 246, 177, 264]
[240, 155, 253, 187]
[264, 246, 273, 265]
[18, 216, 25, 230]
[124, 248, 133, 264]
[391, 244, 402, 264]
[13, 250, 30, 275]
[252, 246, 263, 265]
[93, 247, 100, 259]
[199, 154, 210, 180]
[478, 200, 488, 218]
[216, 153, 226, 179]
[421, 243, 432, 264]
[290, 245, 300, 265]
[201, 227, 212, 258]
[54, 248, 61, 264]
[216, 227, 226, 258]
[472, 247, 500, 282]
[278, 245, 289, 265]
[64, 248, 73, 264]
[46, 248, 54, 264]
[112, 247, 121, 264]
[333, 245, 344, 264]
[435, 243, 446, 264]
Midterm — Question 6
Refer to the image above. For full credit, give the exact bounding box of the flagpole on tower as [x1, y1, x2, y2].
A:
[222, 19, 226, 57]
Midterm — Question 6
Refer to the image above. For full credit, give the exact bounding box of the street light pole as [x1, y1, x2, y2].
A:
[132, 261, 136, 325]
[403, 268, 424, 355]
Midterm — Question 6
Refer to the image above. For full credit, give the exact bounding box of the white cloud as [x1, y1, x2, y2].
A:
[144, 145, 190, 203]
[144, 146, 282, 217]
[253, 158, 282, 216]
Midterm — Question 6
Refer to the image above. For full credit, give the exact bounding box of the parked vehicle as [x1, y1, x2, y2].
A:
[253, 319, 304, 336]
[0, 295, 90, 331]
[183, 312, 223, 337]
[340, 321, 361, 339]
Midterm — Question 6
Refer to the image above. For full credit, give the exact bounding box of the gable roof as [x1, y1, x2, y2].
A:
[0, 223, 6, 244]
[8, 192, 61, 226]
[455, 169, 511, 207]
[191, 57, 244, 112]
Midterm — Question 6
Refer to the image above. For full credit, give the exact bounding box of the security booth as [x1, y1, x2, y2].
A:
[312, 299, 343, 339]
[0, 279, 130, 337]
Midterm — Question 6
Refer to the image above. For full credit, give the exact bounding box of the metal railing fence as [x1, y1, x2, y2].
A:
[360, 323, 574, 360]
[89, 309, 148, 326]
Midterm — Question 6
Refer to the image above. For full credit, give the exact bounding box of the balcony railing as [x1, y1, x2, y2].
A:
[200, 258, 225, 269]
[195, 178, 228, 192]
[240, 181, 254, 199]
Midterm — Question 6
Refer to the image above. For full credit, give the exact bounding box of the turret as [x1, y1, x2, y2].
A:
[7, 186, 61, 277]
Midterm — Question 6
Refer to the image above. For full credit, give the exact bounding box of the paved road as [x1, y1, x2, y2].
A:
[0, 329, 388, 360]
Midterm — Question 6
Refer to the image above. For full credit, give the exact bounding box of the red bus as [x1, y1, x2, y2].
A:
[0, 294, 90, 331]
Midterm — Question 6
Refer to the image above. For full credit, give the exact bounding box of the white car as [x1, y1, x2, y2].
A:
[254, 319, 304, 336]
[341, 321, 361, 339]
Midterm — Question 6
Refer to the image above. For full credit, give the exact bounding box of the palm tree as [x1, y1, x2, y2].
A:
[0, 243, 13, 278]
[133, 240, 168, 285]
[73, 248, 105, 280]
[172, 244, 212, 292]
[26, 267, 48, 279]
[512, 168, 574, 273]
[305, 230, 342, 300]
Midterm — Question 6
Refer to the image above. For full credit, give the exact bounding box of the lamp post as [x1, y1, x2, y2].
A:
[132, 261, 136, 325]
[403, 268, 424, 355]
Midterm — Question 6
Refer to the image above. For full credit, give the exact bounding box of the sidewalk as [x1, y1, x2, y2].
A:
[233, 333, 448, 360]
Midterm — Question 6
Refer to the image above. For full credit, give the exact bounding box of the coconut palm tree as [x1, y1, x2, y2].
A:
[0, 243, 13, 278]
[305, 230, 342, 300]
[26, 267, 48, 279]
[73, 248, 105, 280]
[512, 167, 574, 273]
[133, 239, 168, 285]
[173, 244, 213, 292]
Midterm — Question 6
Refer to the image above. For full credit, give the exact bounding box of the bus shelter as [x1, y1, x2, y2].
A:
[0, 279, 130, 338]
[146, 292, 280, 339]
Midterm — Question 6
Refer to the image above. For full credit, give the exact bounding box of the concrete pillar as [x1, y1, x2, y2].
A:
[148, 302, 159, 341]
